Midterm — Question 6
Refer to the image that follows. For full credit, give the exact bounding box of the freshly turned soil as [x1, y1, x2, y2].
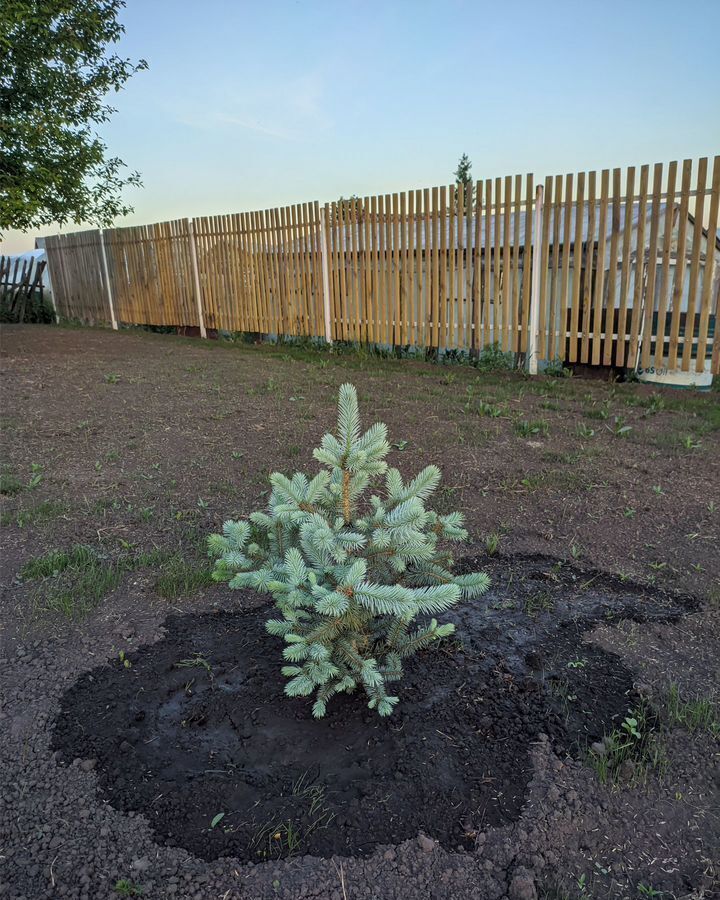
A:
[51, 556, 688, 863]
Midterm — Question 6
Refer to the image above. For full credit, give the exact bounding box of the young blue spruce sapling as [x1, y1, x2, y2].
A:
[208, 384, 489, 718]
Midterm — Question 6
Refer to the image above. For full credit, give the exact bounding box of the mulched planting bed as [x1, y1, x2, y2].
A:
[52, 555, 689, 864]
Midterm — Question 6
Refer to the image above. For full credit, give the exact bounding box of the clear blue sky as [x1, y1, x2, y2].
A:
[3, 0, 720, 253]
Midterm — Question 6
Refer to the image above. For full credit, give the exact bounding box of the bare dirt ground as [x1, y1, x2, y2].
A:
[1, 324, 719, 900]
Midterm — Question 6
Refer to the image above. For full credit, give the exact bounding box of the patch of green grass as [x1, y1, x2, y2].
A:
[2, 499, 68, 527]
[662, 393, 720, 432]
[154, 555, 215, 599]
[21, 544, 127, 618]
[20, 544, 192, 619]
[20, 544, 97, 580]
[0, 470, 23, 495]
[665, 684, 719, 735]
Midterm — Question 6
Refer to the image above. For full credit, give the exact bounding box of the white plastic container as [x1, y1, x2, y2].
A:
[637, 361, 713, 391]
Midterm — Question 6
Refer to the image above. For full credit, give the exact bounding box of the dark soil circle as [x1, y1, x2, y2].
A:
[53, 557, 680, 863]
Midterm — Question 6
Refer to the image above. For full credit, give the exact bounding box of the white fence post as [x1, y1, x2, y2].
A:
[99, 229, 118, 330]
[318, 206, 333, 345]
[187, 218, 207, 339]
[527, 184, 544, 374]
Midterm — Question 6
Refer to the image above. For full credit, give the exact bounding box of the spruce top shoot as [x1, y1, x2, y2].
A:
[208, 384, 489, 718]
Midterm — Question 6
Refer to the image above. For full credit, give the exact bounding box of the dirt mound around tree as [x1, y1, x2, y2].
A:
[52, 556, 688, 864]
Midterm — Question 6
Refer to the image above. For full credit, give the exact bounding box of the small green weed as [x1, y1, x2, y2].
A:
[636, 884, 664, 898]
[210, 811, 226, 829]
[28, 463, 44, 487]
[645, 395, 665, 415]
[588, 707, 665, 785]
[485, 531, 501, 556]
[515, 419, 549, 438]
[585, 405, 610, 421]
[608, 416, 632, 437]
[477, 400, 502, 417]
[176, 653, 213, 676]
[1, 463, 44, 495]
[249, 773, 334, 859]
[576, 423, 595, 439]
[525, 591, 555, 616]
[680, 435, 701, 450]
[475, 342, 514, 373]
[114, 880, 142, 897]
[544, 358, 572, 378]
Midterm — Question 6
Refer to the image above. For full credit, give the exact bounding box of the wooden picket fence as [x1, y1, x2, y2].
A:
[43, 155, 720, 374]
[0, 254, 48, 322]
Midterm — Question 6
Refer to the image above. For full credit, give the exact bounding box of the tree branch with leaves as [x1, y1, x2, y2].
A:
[0, 0, 147, 235]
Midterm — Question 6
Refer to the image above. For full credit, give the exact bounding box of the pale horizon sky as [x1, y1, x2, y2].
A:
[3, 0, 720, 255]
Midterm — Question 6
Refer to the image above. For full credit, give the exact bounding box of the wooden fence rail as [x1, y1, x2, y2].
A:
[42, 155, 720, 374]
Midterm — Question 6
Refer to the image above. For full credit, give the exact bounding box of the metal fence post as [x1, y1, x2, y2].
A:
[187, 218, 207, 339]
[99, 229, 118, 330]
[318, 206, 333, 345]
[527, 185, 544, 374]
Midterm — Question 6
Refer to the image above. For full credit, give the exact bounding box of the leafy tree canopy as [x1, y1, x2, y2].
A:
[0, 0, 147, 235]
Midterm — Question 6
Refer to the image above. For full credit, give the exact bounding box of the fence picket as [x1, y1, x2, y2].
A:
[655, 162, 677, 368]
[667, 160, 693, 369]
[697, 156, 720, 373]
